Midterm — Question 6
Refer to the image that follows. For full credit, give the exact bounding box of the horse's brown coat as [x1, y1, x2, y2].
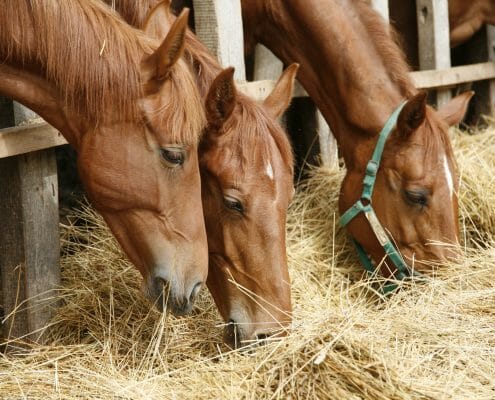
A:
[140, 1, 297, 348]
[242, 0, 473, 275]
[0, 0, 208, 315]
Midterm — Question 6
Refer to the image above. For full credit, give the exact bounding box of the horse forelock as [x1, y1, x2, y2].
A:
[149, 57, 206, 145]
[223, 94, 294, 176]
[423, 108, 457, 166]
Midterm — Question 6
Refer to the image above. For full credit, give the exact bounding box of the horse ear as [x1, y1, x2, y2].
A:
[150, 8, 189, 81]
[437, 90, 474, 126]
[396, 91, 427, 138]
[205, 67, 237, 129]
[263, 63, 299, 118]
[144, 0, 172, 40]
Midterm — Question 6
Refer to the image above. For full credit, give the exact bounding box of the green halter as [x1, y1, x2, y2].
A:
[340, 102, 419, 294]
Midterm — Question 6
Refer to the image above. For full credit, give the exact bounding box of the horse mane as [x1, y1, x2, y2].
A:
[355, 0, 416, 98]
[0, 0, 205, 142]
[0, 0, 152, 123]
[110, 0, 162, 28]
[355, 1, 456, 158]
[220, 97, 294, 174]
[184, 31, 293, 171]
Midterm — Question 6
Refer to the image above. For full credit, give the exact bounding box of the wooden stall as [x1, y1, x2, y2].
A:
[1, 0, 494, 343]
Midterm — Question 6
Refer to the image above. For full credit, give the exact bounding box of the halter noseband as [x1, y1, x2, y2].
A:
[340, 102, 419, 293]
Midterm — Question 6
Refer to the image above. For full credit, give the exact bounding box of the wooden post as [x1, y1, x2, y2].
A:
[192, 0, 246, 81]
[486, 26, 495, 114]
[0, 101, 60, 343]
[371, 0, 389, 22]
[451, 25, 495, 124]
[253, 45, 338, 169]
[416, 0, 451, 106]
[253, 44, 283, 82]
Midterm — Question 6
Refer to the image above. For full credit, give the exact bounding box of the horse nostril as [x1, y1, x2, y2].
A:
[223, 319, 242, 349]
[189, 282, 202, 302]
[154, 276, 170, 292]
[256, 333, 270, 341]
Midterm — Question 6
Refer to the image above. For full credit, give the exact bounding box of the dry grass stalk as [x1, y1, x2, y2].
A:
[1, 126, 495, 399]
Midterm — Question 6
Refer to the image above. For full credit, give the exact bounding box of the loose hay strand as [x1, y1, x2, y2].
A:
[1, 126, 495, 399]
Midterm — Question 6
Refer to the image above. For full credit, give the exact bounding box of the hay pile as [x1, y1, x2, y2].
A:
[1, 126, 495, 399]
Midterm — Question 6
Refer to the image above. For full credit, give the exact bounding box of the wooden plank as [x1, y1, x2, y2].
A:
[451, 27, 495, 123]
[239, 62, 495, 103]
[0, 103, 60, 343]
[371, 0, 389, 22]
[0, 122, 66, 159]
[238, 79, 308, 101]
[251, 44, 339, 169]
[487, 26, 495, 114]
[416, 0, 451, 105]
[410, 62, 495, 90]
[253, 44, 283, 81]
[192, 0, 246, 81]
[316, 110, 338, 169]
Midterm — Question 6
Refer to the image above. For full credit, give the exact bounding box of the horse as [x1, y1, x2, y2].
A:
[241, 0, 473, 279]
[448, 0, 495, 46]
[389, 0, 495, 69]
[0, 0, 208, 316]
[109, 0, 298, 348]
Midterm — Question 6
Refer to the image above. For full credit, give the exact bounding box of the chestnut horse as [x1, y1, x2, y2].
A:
[390, 0, 495, 69]
[242, 0, 473, 279]
[0, 0, 208, 315]
[448, 0, 495, 46]
[110, 0, 298, 348]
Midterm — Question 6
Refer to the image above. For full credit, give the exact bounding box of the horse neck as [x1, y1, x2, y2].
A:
[0, 65, 81, 146]
[244, 0, 416, 166]
[0, 0, 148, 148]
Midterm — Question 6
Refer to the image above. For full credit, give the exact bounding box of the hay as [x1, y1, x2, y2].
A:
[1, 125, 495, 399]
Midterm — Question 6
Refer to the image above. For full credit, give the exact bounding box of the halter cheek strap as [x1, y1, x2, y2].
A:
[340, 102, 420, 294]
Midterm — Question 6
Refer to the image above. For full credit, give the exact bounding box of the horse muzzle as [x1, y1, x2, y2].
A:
[223, 319, 288, 349]
[146, 274, 203, 316]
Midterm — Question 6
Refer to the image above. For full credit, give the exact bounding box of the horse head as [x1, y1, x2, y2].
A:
[200, 65, 298, 348]
[339, 91, 473, 276]
[75, 9, 208, 315]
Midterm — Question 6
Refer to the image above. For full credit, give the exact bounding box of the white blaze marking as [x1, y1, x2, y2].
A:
[266, 162, 274, 180]
[443, 154, 454, 199]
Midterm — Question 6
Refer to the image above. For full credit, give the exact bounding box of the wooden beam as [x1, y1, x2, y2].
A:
[416, 0, 451, 105]
[238, 79, 307, 101]
[0, 122, 67, 159]
[238, 62, 495, 103]
[411, 62, 495, 90]
[192, 0, 246, 81]
[487, 26, 495, 114]
[0, 104, 60, 344]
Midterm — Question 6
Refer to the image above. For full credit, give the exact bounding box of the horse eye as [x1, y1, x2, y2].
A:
[404, 190, 428, 207]
[160, 148, 185, 167]
[223, 196, 244, 214]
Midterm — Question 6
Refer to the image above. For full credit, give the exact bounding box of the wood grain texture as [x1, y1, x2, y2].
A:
[192, 0, 246, 80]
[0, 103, 60, 343]
[416, 0, 451, 106]
[0, 122, 66, 159]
